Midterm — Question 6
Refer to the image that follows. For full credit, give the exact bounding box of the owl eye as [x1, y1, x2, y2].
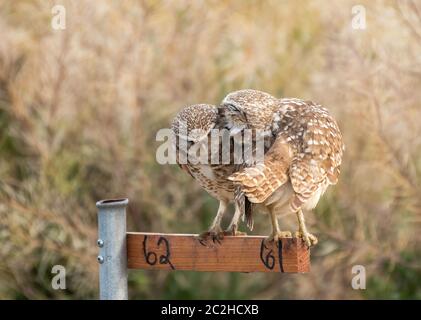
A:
[225, 103, 249, 125]
[227, 103, 241, 113]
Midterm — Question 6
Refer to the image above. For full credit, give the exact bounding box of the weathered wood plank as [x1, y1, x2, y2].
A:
[127, 232, 310, 273]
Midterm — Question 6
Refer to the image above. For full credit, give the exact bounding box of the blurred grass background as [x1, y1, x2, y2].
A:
[0, 0, 420, 299]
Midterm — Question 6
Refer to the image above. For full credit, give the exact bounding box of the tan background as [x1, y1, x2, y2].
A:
[0, 0, 420, 299]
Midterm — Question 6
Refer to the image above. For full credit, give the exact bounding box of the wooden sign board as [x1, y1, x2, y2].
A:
[127, 232, 310, 273]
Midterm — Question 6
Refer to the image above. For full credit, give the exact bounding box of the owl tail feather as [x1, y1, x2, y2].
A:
[235, 186, 254, 231]
[245, 198, 254, 231]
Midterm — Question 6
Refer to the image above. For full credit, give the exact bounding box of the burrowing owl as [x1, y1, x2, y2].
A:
[171, 104, 249, 242]
[221, 89, 344, 247]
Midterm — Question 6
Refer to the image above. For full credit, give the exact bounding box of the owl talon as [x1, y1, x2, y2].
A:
[264, 231, 292, 245]
[198, 230, 224, 245]
[294, 231, 318, 247]
[213, 236, 222, 245]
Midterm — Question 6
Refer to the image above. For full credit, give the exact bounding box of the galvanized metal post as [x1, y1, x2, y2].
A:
[96, 198, 129, 300]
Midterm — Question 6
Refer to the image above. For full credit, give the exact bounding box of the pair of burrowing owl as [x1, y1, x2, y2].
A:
[171, 89, 344, 247]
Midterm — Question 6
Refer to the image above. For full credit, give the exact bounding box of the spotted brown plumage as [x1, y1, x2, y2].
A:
[171, 104, 249, 242]
[222, 89, 344, 247]
[274, 98, 344, 212]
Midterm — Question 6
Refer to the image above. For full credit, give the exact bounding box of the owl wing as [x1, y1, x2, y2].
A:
[228, 135, 291, 204]
[171, 131, 194, 178]
[288, 108, 344, 211]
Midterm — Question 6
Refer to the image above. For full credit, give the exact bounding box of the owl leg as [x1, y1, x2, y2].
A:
[294, 209, 318, 247]
[223, 202, 247, 236]
[199, 200, 227, 244]
[265, 209, 292, 244]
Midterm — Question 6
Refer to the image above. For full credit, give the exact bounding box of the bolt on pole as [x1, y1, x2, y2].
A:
[96, 198, 129, 300]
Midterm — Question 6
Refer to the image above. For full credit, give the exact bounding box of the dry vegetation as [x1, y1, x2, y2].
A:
[0, 0, 420, 299]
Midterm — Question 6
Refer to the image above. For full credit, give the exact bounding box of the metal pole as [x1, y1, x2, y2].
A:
[96, 198, 129, 300]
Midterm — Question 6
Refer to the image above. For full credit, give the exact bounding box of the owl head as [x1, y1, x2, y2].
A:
[171, 104, 218, 146]
[219, 89, 279, 135]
